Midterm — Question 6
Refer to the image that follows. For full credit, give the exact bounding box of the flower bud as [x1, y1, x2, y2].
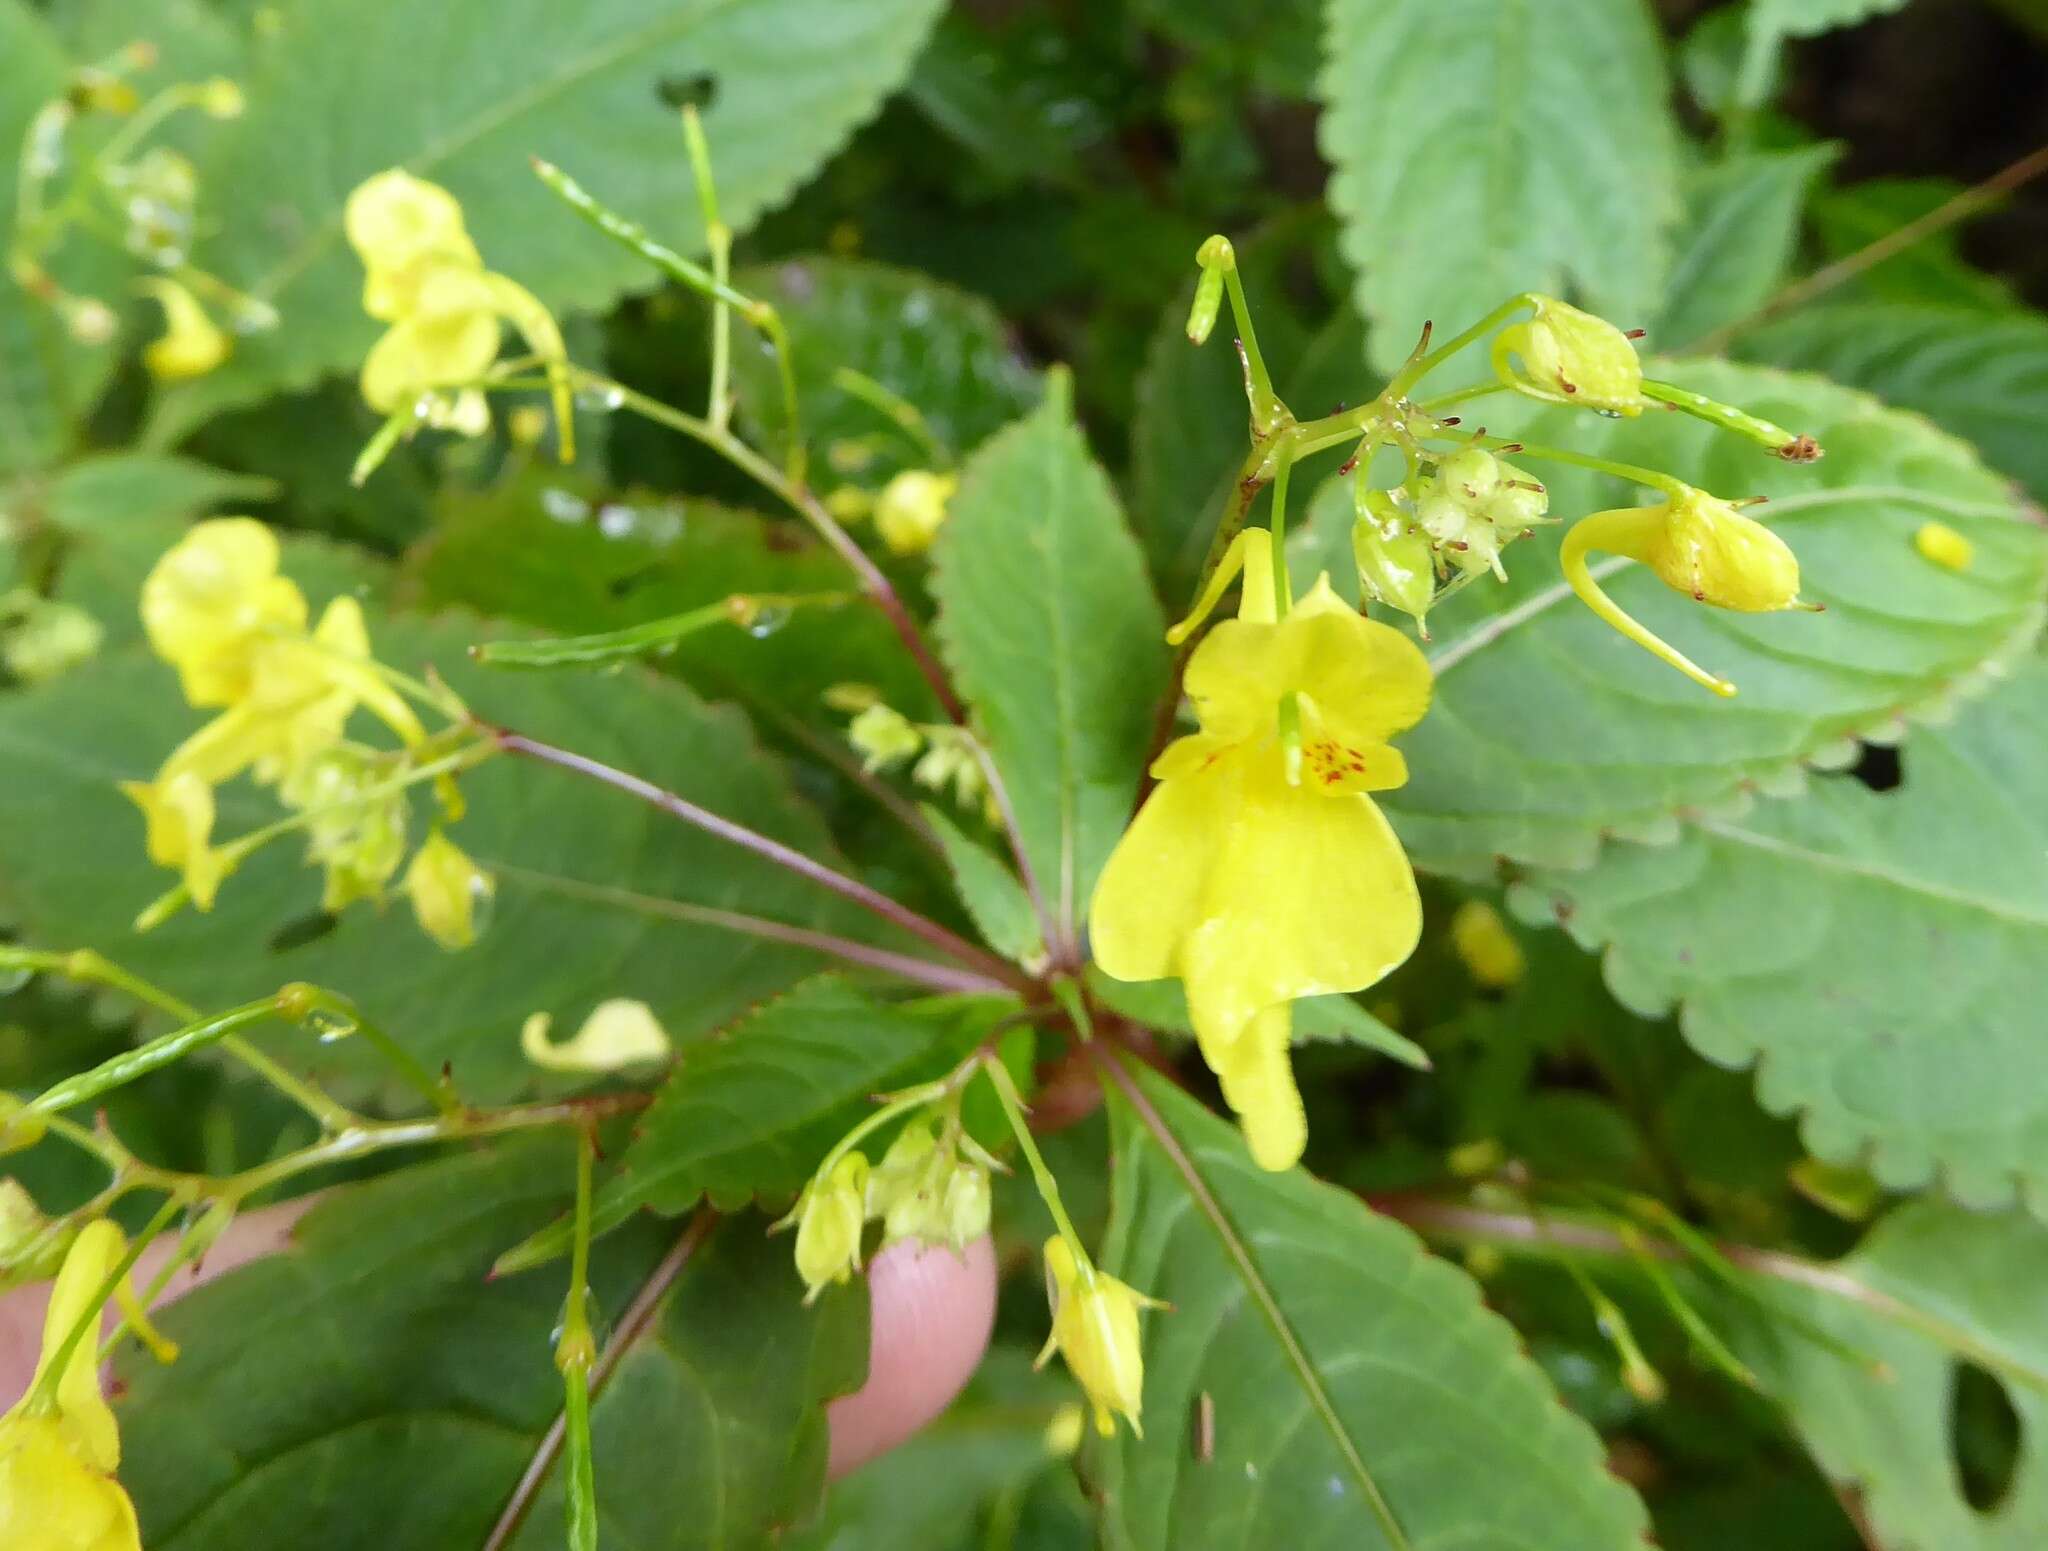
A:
[1914, 520, 1973, 573]
[1411, 451, 1550, 581]
[791, 1153, 869, 1303]
[404, 829, 493, 950]
[0, 590, 103, 683]
[873, 469, 957, 555]
[1186, 258, 1225, 346]
[521, 999, 673, 1073]
[1493, 296, 1646, 415]
[197, 77, 245, 119]
[1038, 1237, 1153, 1437]
[1352, 490, 1435, 634]
[940, 1161, 992, 1245]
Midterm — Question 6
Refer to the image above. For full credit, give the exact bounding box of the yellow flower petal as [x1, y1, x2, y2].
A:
[0, 1416, 141, 1551]
[119, 769, 230, 910]
[521, 1000, 672, 1073]
[344, 169, 482, 321]
[1210, 1003, 1306, 1171]
[1089, 744, 1236, 985]
[138, 278, 230, 381]
[139, 517, 306, 707]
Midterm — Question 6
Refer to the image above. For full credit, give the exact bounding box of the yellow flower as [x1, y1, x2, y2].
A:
[1090, 531, 1430, 1171]
[0, 1223, 142, 1551]
[118, 768, 230, 909]
[520, 999, 672, 1073]
[789, 1153, 869, 1303]
[1492, 296, 1646, 414]
[1561, 486, 1806, 698]
[139, 517, 306, 707]
[345, 170, 573, 457]
[1037, 1237, 1154, 1437]
[138, 278, 230, 380]
[404, 829, 493, 950]
[873, 470, 957, 555]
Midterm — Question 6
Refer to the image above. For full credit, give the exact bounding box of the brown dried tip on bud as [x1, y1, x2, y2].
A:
[1776, 435, 1823, 463]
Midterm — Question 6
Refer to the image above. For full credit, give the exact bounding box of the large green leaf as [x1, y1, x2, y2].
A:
[1738, 303, 2048, 501]
[117, 1139, 867, 1550]
[730, 256, 1039, 464]
[1319, 0, 1679, 374]
[0, 610, 883, 1100]
[147, 0, 947, 437]
[1651, 145, 1837, 352]
[930, 383, 1168, 940]
[1732, 1202, 2048, 1549]
[1383, 360, 2048, 873]
[0, 0, 120, 478]
[1510, 658, 2048, 1213]
[1095, 1068, 1650, 1549]
[1737, 0, 1909, 106]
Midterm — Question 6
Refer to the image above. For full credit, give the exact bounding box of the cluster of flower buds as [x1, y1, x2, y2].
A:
[122, 519, 491, 944]
[824, 462, 960, 556]
[832, 685, 997, 822]
[781, 1113, 995, 1304]
[1351, 446, 1553, 634]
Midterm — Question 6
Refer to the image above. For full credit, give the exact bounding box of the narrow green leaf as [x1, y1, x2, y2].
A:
[1097, 1067, 1650, 1549]
[1513, 658, 2048, 1215]
[147, 0, 948, 437]
[922, 804, 1044, 968]
[1319, 0, 1680, 373]
[1651, 145, 1838, 351]
[931, 382, 1169, 939]
[1738, 301, 2048, 500]
[1385, 359, 2048, 873]
[115, 1140, 867, 1551]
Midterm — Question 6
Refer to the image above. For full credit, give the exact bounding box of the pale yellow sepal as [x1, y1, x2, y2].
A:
[1492, 296, 1646, 414]
[789, 1153, 869, 1304]
[521, 999, 672, 1073]
[404, 829, 493, 950]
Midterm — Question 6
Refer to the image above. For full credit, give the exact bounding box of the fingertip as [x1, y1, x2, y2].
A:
[825, 1234, 997, 1479]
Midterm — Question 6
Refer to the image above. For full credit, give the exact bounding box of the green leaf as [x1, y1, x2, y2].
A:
[1807, 178, 2019, 313]
[117, 1140, 867, 1550]
[731, 256, 1039, 464]
[931, 381, 1168, 940]
[1096, 1067, 1650, 1549]
[1319, 0, 1680, 374]
[1383, 359, 2048, 873]
[600, 979, 993, 1219]
[1732, 1201, 2048, 1549]
[923, 804, 1044, 967]
[1510, 658, 2048, 1214]
[147, 0, 948, 437]
[1737, 302, 2048, 501]
[0, 612, 879, 1101]
[0, 0, 119, 478]
[1651, 145, 1837, 351]
[1087, 968, 1430, 1070]
[1738, 0, 1909, 107]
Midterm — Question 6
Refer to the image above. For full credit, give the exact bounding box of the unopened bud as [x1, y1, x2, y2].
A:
[790, 1153, 869, 1303]
[197, 78, 245, 119]
[1352, 490, 1435, 635]
[846, 703, 922, 773]
[1186, 263, 1224, 346]
[1914, 520, 1973, 573]
[1449, 900, 1526, 990]
[0, 1094, 47, 1156]
[873, 469, 957, 555]
[1038, 1237, 1155, 1438]
[1493, 296, 1646, 415]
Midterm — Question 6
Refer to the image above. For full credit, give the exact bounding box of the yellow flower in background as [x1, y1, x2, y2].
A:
[1037, 1237, 1155, 1437]
[138, 277, 229, 380]
[404, 828, 493, 950]
[1449, 900, 1526, 991]
[1561, 486, 1806, 698]
[345, 169, 573, 456]
[873, 469, 957, 555]
[1090, 531, 1430, 1171]
[139, 517, 306, 707]
[0, 1223, 142, 1551]
[521, 999, 673, 1073]
[1914, 520, 1973, 572]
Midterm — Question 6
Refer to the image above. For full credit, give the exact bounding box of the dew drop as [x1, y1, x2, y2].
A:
[540, 488, 590, 524]
[303, 1007, 357, 1043]
[596, 504, 637, 540]
[466, 874, 497, 938]
[745, 603, 792, 639]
